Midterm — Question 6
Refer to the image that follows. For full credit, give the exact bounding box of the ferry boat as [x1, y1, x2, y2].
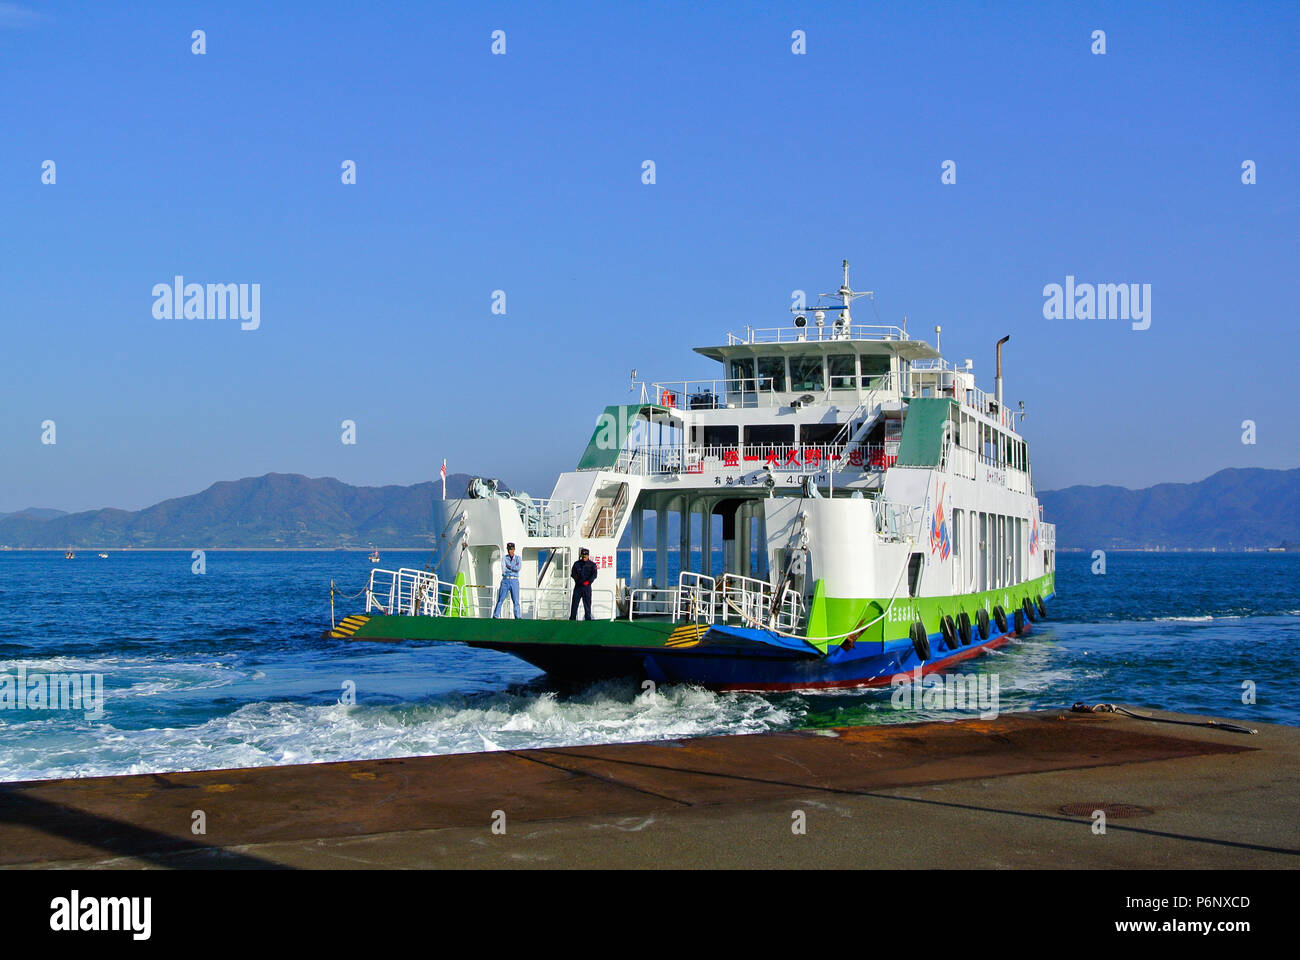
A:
[331, 262, 1056, 690]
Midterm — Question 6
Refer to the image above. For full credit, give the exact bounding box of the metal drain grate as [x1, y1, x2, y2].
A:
[1060, 802, 1154, 818]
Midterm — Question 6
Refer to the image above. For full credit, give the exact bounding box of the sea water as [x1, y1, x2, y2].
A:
[0, 550, 1295, 782]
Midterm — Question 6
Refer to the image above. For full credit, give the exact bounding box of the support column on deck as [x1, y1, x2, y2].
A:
[701, 501, 712, 579]
[629, 502, 644, 587]
[737, 501, 751, 578]
[655, 496, 669, 592]
[678, 493, 691, 582]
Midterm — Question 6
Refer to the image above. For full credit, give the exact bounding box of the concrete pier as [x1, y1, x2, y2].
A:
[1, 708, 1295, 869]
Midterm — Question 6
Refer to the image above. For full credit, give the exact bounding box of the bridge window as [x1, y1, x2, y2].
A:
[789, 356, 824, 392]
[757, 356, 786, 392]
[860, 354, 890, 388]
[730, 358, 756, 391]
[828, 355, 856, 389]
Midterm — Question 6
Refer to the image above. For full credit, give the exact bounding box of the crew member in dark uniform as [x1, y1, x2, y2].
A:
[569, 547, 597, 620]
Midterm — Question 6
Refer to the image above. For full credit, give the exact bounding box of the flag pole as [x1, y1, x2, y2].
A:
[441, 459, 447, 500]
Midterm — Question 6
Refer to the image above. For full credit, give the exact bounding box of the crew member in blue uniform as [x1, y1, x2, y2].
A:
[492, 542, 522, 618]
[569, 547, 598, 620]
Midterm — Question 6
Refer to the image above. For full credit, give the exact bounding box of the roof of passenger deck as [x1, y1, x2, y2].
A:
[694, 339, 942, 362]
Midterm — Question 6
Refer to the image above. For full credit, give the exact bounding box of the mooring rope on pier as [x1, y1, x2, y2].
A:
[1071, 702, 1258, 735]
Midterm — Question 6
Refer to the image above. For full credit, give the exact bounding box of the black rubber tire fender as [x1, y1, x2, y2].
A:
[1023, 597, 1037, 623]
[910, 620, 931, 661]
[1035, 595, 1048, 619]
[976, 608, 990, 640]
[940, 615, 959, 651]
[1014, 608, 1027, 635]
[993, 605, 1008, 634]
[956, 611, 973, 645]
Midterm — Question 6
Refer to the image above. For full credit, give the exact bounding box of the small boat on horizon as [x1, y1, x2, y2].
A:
[64, 547, 75, 560]
[369, 549, 381, 563]
[98, 552, 109, 559]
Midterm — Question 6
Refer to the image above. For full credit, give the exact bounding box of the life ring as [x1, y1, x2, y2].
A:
[910, 621, 931, 661]
[993, 605, 1008, 634]
[956, 611, 973, 645]
[976, 608, 990, 640]
[1023, 597, 1037, 623]
[660, 390, 676, 408]
[1035, 595, 1048, 619]
[1014, 608, 1027, 635]
[940, 615, 959, 651]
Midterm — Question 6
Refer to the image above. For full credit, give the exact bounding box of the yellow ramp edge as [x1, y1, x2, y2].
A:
[328, 615, 370, 639]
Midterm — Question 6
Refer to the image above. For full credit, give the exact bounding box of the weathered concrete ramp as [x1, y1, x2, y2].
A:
[1, 708, 1295, 869]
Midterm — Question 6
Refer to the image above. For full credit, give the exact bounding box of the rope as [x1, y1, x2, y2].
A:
[1071, 702, 1258, 735]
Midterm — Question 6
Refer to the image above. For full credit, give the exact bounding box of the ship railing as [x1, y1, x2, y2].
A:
[516, 497, 581, 538]
[717, 573, 804, 633]
[1040, 522, 1056, 549]
[903, 367, 1004, 423]
[650, 372, 900, 414]
[876, 499, 923, 542]
[510, 586, 617, 621]
[628, 587, 676, 620]
[725, 324, 910, 345]
[674, 572, 717, 623]
[649, 377, 787, 411]
[613, 441, 898, 476]
[366, 570, 618, 620]
[367, 567, 456, 617]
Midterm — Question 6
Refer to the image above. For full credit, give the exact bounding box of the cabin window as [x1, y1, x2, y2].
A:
[702, 425, 738, 447]
[799, 422, 843, 445]
[860, 354, 890, 389]
[730, 358, 756, 392]
[789, 356, 825, 392]
[828, 355, 856, 389]
[743, 424, 795, 447]
[757, 356, 786, 392]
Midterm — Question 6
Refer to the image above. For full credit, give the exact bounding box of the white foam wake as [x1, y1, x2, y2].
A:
[0, 679, 798, 783]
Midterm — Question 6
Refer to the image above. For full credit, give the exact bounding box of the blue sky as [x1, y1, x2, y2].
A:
[2, 0, 1297, 512]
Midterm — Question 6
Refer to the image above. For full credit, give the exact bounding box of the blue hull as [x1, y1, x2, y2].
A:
[488, 592, 1052, 692]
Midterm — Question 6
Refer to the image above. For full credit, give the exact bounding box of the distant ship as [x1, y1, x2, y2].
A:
[333, 261, 1056, 690]
[369, 549, 381, 563]
[64, 547, 75, 560]
[98, 552, 109, 559]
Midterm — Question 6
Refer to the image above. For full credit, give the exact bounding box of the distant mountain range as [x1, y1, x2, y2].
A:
[0, 467, 1295, 550]
[1038, 467, 1300, 550]
[0, 474, 495, 548]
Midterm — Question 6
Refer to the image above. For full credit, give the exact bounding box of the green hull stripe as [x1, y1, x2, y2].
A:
[348, 572, 1055, 650]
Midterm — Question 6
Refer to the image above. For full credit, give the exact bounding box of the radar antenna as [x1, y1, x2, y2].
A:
[813, 259, 875, 335]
